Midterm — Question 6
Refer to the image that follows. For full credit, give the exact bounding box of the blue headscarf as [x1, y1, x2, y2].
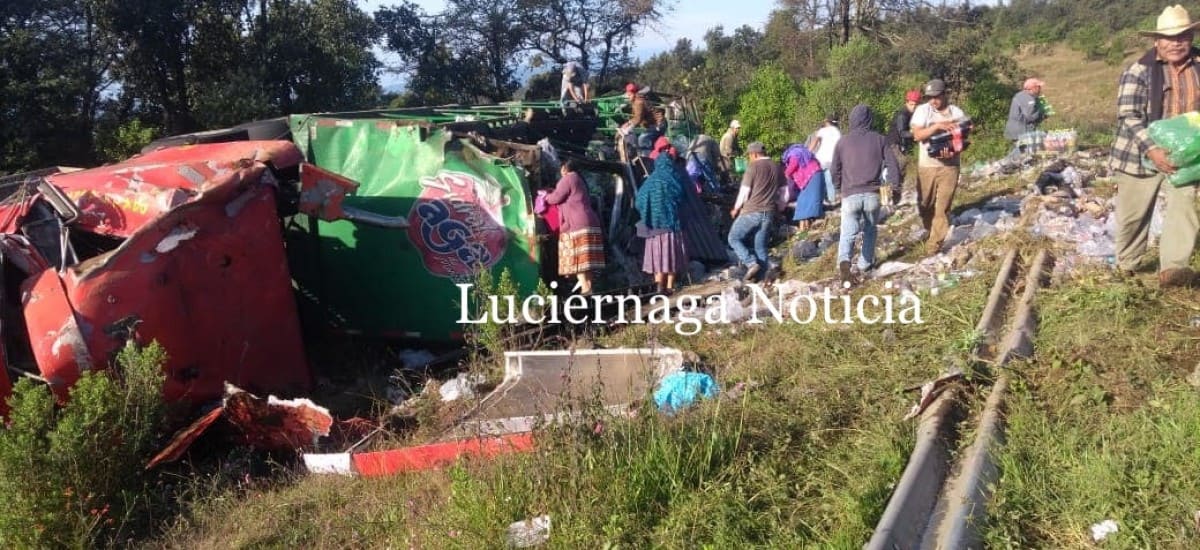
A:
[635, 154, 683, 231]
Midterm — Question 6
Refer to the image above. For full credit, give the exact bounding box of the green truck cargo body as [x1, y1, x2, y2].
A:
[288, 115, 541, 342]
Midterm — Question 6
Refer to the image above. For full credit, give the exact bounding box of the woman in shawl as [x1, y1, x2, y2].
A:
[544, 159, 605, 295]
[783, 143, 825, 232]
[636, 137, 689, 295]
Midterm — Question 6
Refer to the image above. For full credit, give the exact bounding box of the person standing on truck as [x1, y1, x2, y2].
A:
[719, 120, 741, 183]
[544, 159, 606, 295]
[560, 61, 591, 108]
[618, 83, 657, 159]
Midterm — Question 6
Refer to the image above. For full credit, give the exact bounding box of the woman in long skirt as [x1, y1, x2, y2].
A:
[636, 138, 688, 295]
[783, 143, 824, 232]
[544, 159, 606, 294]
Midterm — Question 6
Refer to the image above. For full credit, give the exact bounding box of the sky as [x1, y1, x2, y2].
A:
[359, 0, 780, 90]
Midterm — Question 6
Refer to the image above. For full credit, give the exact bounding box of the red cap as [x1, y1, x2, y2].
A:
[650, 136, 676, 160]
[905, 89, 921, 102]
[625, 83, 638, 94]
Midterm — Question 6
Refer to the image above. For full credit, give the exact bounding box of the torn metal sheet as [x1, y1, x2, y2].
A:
[147, 384, 333, 469]
[2, 141, 312, 407]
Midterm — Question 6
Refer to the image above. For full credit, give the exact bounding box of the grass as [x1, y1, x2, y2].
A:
[144, 44, 1189, 548]
[150, 218, 1005, 547]
[984, 271, 1200, 548]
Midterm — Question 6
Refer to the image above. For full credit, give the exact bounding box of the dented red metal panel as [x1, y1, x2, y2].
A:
[19, 141, 312, 406]
[41, 141, 302, 238]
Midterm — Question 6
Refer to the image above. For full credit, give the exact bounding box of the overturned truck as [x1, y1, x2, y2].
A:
[0, 94, 726, 419]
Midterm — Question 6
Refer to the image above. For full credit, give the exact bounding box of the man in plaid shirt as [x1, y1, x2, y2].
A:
[1113, 5, 1200, 287]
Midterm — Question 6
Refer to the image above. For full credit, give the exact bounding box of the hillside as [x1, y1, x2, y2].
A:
[1013, 44, 1133, 141]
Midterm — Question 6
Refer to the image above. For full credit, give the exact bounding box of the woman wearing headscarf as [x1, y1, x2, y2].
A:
[544, 159, 605, 295]
[783, 143, 824, 232]
[636, 137, 689, 295]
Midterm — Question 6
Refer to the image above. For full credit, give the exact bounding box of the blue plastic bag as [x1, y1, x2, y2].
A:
[653, 372, 719, 413]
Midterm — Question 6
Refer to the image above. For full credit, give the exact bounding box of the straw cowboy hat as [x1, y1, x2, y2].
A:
[1139, 5, 1200, 37]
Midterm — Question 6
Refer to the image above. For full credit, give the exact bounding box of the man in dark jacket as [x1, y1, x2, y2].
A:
[1004, 78, 1046, 158]
[885, 89, 920, 198]
[831, 104, 901, 284]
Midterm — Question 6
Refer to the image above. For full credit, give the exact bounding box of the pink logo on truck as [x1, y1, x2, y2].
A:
[408, 170, 509, 278]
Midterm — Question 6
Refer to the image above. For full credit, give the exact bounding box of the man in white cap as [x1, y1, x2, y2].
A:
[1112, 5, 1200, 287]
[719, 120, 742, 183]
[1004, 77, 1047, 158]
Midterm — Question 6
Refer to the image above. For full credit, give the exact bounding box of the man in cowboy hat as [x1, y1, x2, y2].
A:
[1111, 5, 1200, 287]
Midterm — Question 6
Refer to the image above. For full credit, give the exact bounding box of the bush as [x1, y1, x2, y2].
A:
[464, 267, 525, 380]
[734, 64, 802, 153]
[0, 341, 169, 548]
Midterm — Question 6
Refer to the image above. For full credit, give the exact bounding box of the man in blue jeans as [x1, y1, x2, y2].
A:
[728, 141, 786, 282]
[831, 104, 901, 286]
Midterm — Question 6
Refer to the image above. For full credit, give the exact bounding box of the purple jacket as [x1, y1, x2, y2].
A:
[544, 171, 602, 233]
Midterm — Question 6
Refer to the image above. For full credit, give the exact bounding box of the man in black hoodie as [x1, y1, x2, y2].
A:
[831, 104, 901, 285]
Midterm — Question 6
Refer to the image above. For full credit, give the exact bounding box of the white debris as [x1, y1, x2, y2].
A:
[1090, 519, 1119, 542]
[873, 261, 915, 278]
[439, 372, 485, 402]
[506, 515, 551, 548]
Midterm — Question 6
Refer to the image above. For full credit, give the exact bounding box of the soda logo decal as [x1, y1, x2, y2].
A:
[407, 170, 509, 278]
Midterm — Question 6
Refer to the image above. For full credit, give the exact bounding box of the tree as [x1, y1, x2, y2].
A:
[516, 0, 674, 79]
[377, 2, 495, 105]
[0, 0, 117, 173]
[93, 0, 382, 134]
[447, 0, 526, 102]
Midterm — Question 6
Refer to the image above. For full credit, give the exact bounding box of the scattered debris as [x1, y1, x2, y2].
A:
[440, 372, 487, 402]
[903, 370, 965, 421]
[506, 514, 552, 548]
[653, 372, 719, 413]
[1090, 519, 1119, 542]
[1188, 363, 1200, 388]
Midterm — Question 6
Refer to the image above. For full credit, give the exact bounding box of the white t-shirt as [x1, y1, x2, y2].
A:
[911, 102, 966, 167]
[813, 125, 841, 168]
